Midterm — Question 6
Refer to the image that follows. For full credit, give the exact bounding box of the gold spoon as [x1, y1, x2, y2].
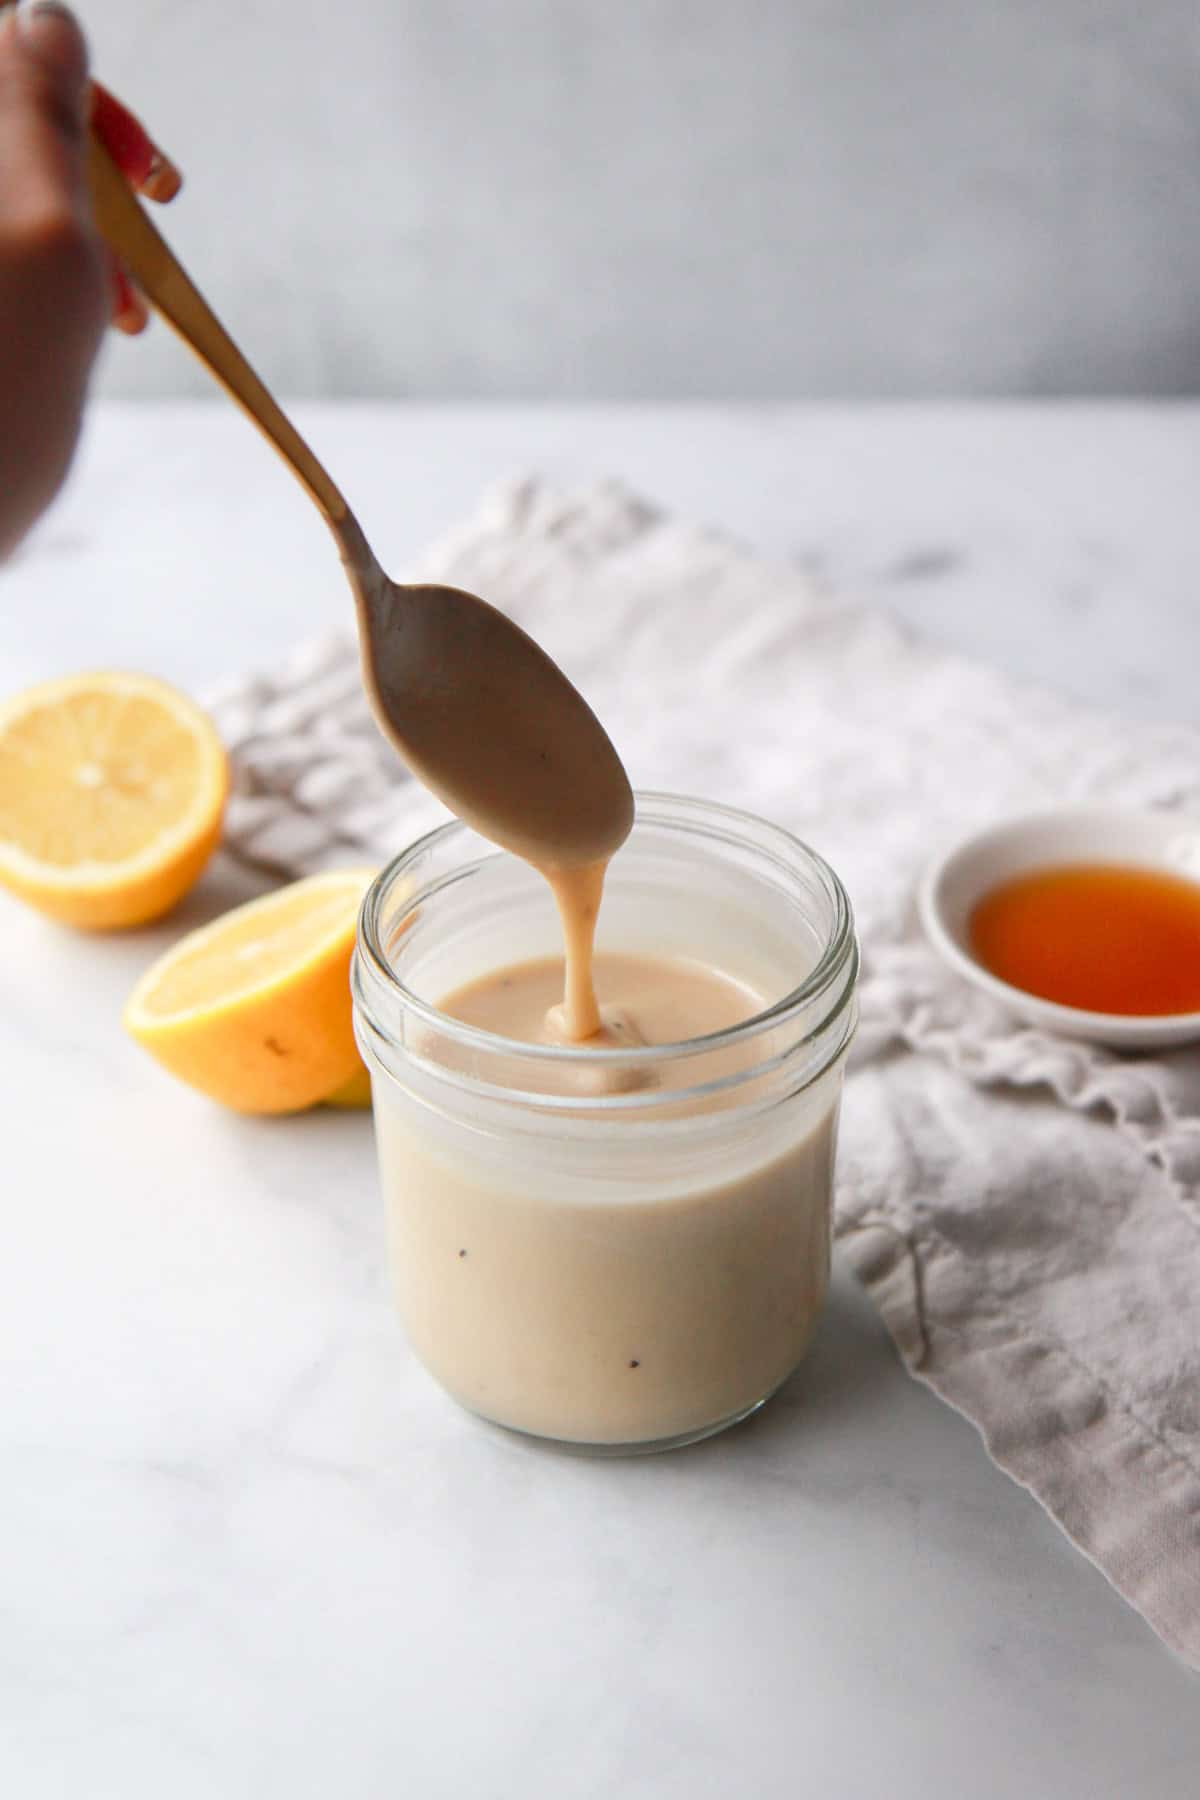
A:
[85, 138, 632, 874]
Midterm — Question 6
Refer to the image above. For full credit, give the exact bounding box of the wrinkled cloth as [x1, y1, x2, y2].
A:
[207, 478, 1200, 1667]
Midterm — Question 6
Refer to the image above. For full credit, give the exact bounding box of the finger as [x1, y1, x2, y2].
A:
[108, 251, 148, 334]
[13, 2, 88, 91]
[0, 0, 92, 228]
[90, 79, 181, 202]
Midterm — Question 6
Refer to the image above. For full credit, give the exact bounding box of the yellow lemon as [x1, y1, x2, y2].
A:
[124, 869, 376, 1114]
[0, 670, 228, 929]
[324, 1064, 373, 1109]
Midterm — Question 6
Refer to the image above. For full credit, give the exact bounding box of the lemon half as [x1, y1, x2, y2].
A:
[124, 868, 376, 1114]
[0, 670, 228, 929]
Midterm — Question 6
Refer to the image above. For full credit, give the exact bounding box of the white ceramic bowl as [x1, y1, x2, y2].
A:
[918, 807, 1200, 1049]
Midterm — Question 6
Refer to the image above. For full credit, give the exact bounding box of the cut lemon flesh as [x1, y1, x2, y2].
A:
[0, 671, 228, 928]
[124, 869, 376, 1114]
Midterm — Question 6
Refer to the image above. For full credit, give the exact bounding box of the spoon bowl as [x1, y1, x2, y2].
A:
[353, 571, 632, 868]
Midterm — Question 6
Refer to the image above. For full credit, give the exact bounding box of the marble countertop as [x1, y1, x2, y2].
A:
[2, 403, 1197, 1798]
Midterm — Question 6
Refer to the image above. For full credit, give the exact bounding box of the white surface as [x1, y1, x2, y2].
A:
[919, 806, 1200, 1047]
[1, 404, 1198, 1797]
[89, 2, 1200, 399]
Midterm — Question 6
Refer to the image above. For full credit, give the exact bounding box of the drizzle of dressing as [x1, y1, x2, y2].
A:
[545, 860, 609, 1041]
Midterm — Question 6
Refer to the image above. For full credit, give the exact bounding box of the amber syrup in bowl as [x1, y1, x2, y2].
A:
[918, 809, 1200, 1048]
[969, 864, 1200, 1016]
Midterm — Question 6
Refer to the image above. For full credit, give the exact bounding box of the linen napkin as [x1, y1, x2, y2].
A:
[206, 478, 1200, 1668]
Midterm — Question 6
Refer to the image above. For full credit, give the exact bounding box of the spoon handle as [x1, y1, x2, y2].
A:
[86, 136, 369, 565]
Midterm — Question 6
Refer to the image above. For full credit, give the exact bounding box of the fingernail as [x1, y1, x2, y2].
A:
[112, 260, 150, 332]
[111, 258, 135, 315]
[114, 284, 149, 335]
[142, 152, 183, 203]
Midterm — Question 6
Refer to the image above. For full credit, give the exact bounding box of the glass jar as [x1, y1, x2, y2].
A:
[352, 794, 858, 1454]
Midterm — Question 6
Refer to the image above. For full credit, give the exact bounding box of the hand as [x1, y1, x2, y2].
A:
[0, 1, 180, 559]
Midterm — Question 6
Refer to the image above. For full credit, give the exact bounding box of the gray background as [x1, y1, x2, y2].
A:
[92, 0, 1200, 400]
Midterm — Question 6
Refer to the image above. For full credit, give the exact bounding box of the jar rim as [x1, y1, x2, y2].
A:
[354, 793, 858, 1102]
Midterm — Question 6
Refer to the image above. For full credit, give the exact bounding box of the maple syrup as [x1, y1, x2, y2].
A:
[969, 863, 1200, 1016]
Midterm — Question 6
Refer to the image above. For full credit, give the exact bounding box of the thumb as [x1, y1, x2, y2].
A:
[0, 1, 92, 230]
